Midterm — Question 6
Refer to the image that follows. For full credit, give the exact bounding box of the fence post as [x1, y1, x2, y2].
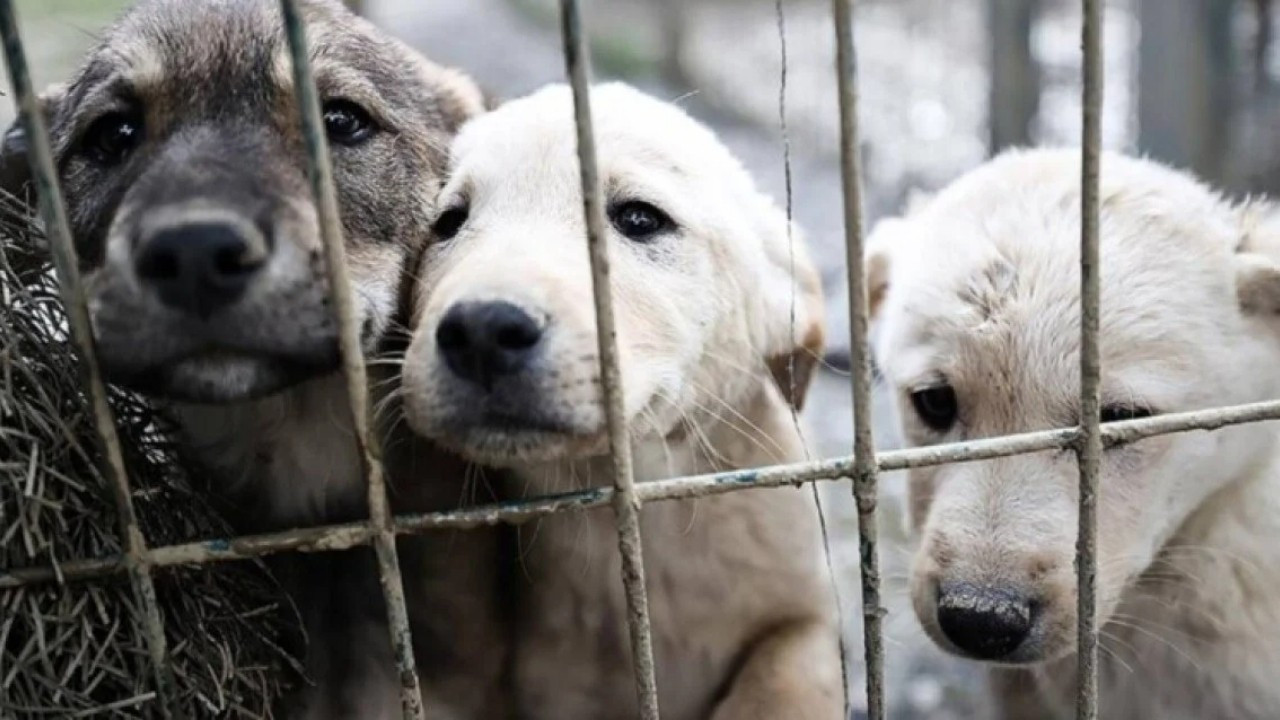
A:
[557, 1, 662, 718]
[1137, 0, 1236, 185]
[831, 0, 885, 717]
[1076, 0, 1104, 717]
[987, 0, 1041, 152]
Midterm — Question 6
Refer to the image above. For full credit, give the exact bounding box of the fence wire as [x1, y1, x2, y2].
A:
[831, 0, 885, 716]
[0, 0, 1263, 719]
[1076, 0, 1104, 717]
[558, 1, 662, 717]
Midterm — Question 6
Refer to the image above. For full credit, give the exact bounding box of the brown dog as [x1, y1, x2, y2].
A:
[1, 1, 505, 717]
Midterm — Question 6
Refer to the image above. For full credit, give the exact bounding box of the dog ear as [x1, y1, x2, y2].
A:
[1236, 253, 1280, 315]
[431, 66, 487, 129]
[0, 83, 65, 203]
[755, 199, 825, 412]
[866, 216, 912, 323]
[1236, 206, 1280, 317]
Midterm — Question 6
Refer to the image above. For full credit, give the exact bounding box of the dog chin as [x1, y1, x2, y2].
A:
[430, 414, 607, 467]
[106, 351, 336, 403]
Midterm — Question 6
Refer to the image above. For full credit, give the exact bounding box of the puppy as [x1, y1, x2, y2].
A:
[401, 82, 843, 720]
[0, 1, 505, 717]
[869, 148, 1280, 718]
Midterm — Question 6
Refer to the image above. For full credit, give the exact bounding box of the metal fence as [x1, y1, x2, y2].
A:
[4, 0, 1280, 719]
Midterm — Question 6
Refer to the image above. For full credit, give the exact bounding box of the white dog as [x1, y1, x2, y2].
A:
[400, 82, 843, 720]
[868, 148, 1280, 718]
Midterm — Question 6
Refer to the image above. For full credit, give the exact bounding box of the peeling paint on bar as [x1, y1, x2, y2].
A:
[557, 1, 662, 717]
[0, 2, 179, 716]
[276, 2, 424, 717]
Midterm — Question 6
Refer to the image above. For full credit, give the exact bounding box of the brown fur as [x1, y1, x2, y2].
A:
[0, 2, 505, 717]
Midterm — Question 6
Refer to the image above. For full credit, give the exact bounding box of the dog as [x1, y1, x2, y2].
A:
[0, 1, 506, 717]
[867, 148, 1280, 718]
[399, 82, 844, 720]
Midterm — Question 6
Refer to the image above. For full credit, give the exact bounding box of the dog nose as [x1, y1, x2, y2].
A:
[436, 301, 543, 389]
[135, 222, 265, 317]
[936, 582, 1034, 660]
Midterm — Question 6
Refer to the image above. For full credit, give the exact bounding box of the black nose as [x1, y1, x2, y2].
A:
[134, 222, 265, 317]
[936, 583, 1034, 660]
[436, 301, 543, 389]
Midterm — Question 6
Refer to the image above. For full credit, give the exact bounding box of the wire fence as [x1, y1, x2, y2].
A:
[3, 0, 1279, 719]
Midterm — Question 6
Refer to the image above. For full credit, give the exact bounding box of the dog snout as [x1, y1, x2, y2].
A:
[935, 582, 1035, 660]
[436, 301, 543, 389]
[135, 221, 267, 318]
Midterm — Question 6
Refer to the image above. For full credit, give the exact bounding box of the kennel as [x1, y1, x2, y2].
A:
[3, 0, 1277, 718]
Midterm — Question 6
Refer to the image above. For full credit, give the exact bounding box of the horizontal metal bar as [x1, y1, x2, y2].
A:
[7, 397, 1280, 590]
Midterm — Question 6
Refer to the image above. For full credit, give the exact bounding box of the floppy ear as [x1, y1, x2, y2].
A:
[866, 216, 911, 323]
[431, 66, 487, 129]
[1237, 206, 1280, 317]
[0, 83, 65, 203]
[1236, 253, 1280, 315]
[755, 199, 825, 412]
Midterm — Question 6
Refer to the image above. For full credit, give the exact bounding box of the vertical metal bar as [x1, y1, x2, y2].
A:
[832, 1, 884, 717]
[0, 3, 180, 717]
[276, 3, 424, 718]
[1076, 0, 1104, 718]
[557, 1, 661, 718]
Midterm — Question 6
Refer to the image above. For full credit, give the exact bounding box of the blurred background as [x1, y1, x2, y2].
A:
[8, 0, 1279, 717]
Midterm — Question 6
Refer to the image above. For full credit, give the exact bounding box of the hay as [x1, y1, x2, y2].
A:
[0, 191, 303, 718]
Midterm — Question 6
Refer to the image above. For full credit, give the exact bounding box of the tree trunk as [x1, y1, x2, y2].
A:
[657, 0, 690, 87]
[1138, 0, 1237, 185]
[987, 0, 1041, 154]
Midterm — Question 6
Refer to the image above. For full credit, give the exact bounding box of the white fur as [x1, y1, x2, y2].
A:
[869, 148, 1280, 718]
[402, 83, 842, 720]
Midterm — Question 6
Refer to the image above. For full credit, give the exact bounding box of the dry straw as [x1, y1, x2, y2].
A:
[0, 194, 302, 717]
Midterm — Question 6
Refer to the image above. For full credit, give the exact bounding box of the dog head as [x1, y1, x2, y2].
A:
[0, 0, 482, 402]
[400, 83, 823, 466]
[868, 149, 1280, 665]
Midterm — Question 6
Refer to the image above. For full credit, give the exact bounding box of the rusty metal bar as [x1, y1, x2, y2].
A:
[7, 398, 1280, 591]
[557, 1, 662, 717]
[1076, 0, 1104, 717]
[0, 2, 180, 716]
[832, 0, 885, 717]
[276, 2, 424, 717]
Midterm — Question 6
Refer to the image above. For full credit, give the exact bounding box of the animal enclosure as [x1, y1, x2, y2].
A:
[3, 1, 1280, 719]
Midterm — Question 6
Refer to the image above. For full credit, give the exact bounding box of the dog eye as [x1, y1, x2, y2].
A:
[323, 100, 376, 146]
[81, 111, 144, 165]
[910, 384, 958, 432]
[432, 204, 469, 240]
[1100, 404, 1153, 423]
[609, 200, 673, 241]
